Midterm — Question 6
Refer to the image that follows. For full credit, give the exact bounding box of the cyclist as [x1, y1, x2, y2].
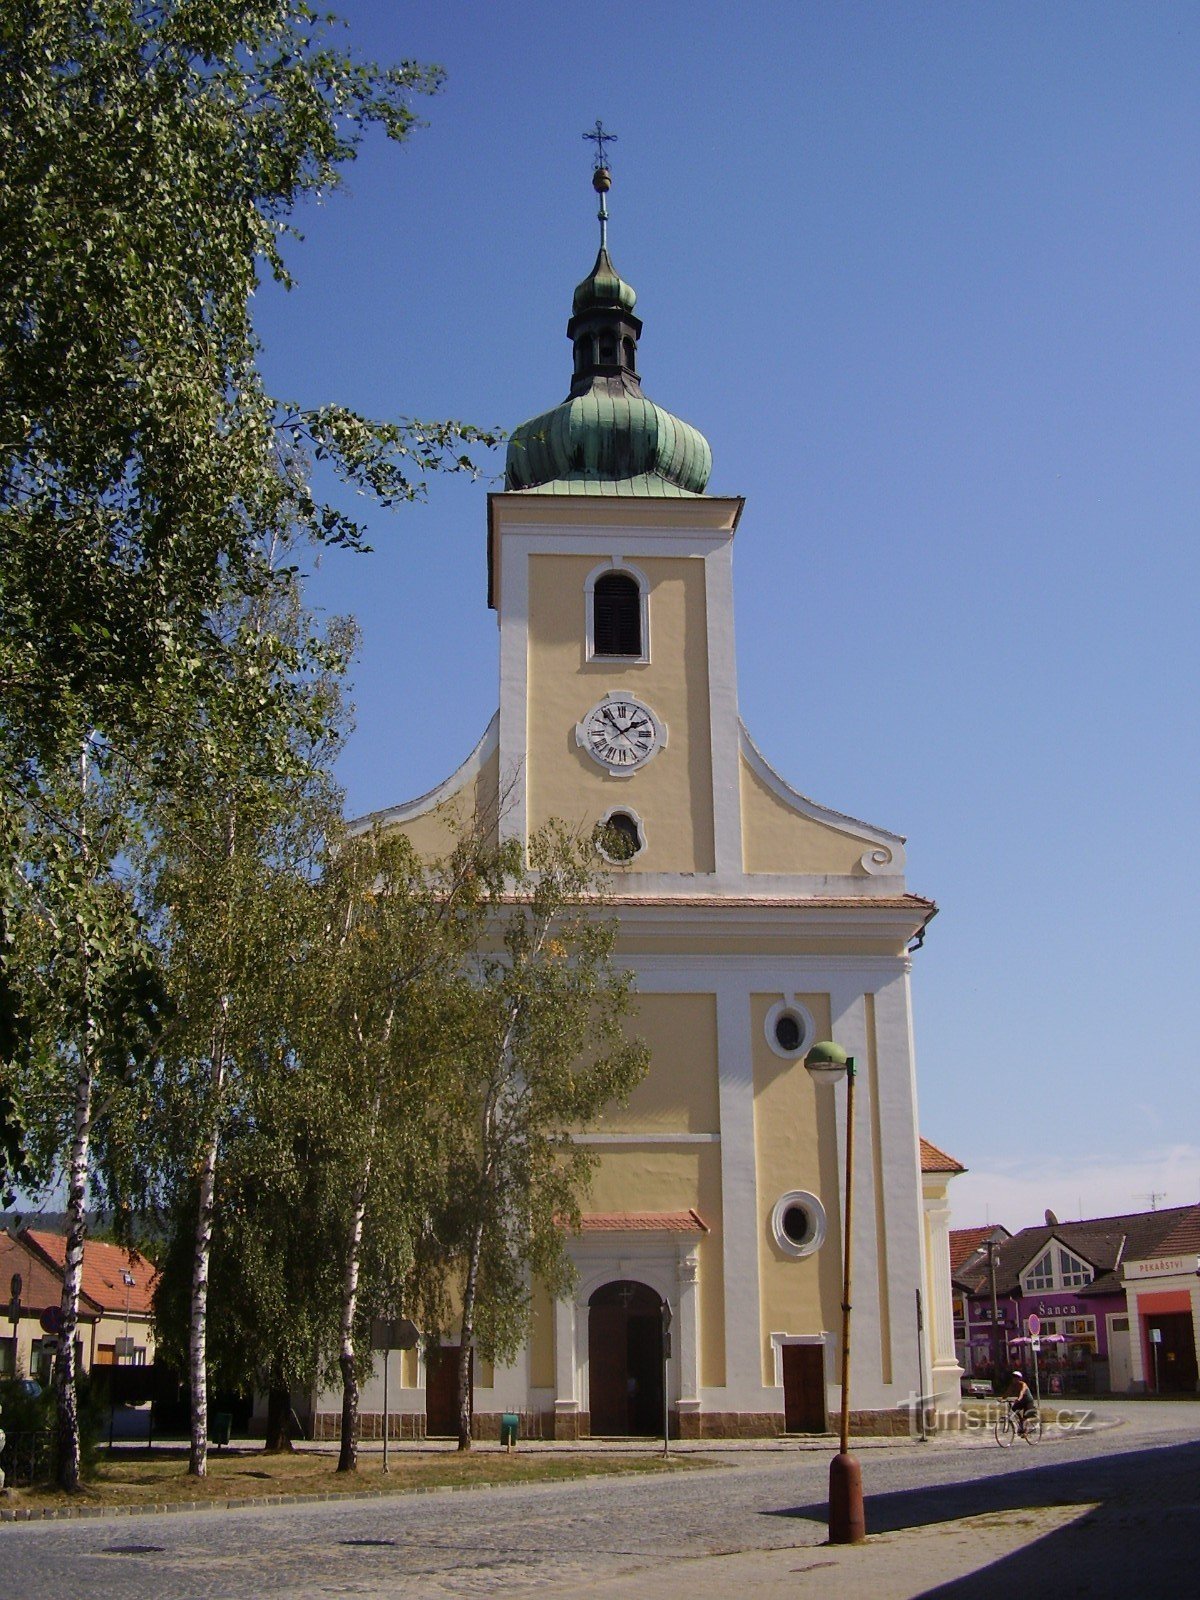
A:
[1004, 1369, 1036, 1436]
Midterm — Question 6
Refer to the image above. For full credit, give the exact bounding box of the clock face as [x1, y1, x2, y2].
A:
[576, 693, 666, 774]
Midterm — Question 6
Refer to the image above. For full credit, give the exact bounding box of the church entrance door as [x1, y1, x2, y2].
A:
[588, 1280, 665, 1436]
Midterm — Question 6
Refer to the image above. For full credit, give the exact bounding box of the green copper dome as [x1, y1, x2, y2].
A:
[505, 202, 711, 496]
[506, 391, 711, 495]
[572, 245, 637, 316]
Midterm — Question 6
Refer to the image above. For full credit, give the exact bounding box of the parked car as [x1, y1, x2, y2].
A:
[961, 1375, 993, 1398]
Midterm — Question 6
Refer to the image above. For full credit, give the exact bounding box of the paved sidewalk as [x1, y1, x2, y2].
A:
[519, 1503, 1094, 1600]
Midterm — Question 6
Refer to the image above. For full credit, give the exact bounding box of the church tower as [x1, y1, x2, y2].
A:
[352, 151, 960, 1440]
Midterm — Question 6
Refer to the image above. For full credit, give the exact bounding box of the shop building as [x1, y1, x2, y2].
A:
[955, 1204, 1200, 1395]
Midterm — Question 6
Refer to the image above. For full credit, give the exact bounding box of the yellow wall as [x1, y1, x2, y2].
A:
[529, 1277, 556, 1389]
[525, 554, 715, 872]
[389, 747, 500, 859]
[740, 757, 871, 876]
[583, 1144, 726, 1389]
[589, 993, 719, 1135]
[750, 993, 844, 1384]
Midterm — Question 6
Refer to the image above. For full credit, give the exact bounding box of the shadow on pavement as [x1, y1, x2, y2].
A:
[769, 1438, 1200, 1598]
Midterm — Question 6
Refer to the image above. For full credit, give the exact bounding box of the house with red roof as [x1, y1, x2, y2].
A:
[0, 1228, 156, 1386]
[947, 1223, 1011, 1378]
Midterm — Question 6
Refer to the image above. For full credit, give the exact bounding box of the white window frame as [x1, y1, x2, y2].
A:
[595, 806, 647, 864]
[1023, 1249, 1055, 1294]
[1058, 1248, 1093, 1288]
[764, 997, 816, 1061]
[770, 1190, 828, 1258]
[585, 559, 651, 664]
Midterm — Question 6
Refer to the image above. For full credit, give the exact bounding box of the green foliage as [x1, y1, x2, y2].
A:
[1, 740, 169, 1214]
[416, 823, 649, 1380]
[0, 0, 499, 766]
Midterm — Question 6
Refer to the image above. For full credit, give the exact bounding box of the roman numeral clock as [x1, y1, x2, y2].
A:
[576, 692, 667, 775]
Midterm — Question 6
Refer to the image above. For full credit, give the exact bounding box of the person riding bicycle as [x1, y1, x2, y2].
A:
[1005, 1370, 1036, 1434]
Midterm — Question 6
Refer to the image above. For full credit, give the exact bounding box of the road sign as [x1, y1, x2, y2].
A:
[1026, 1313, 1041, 1336]
[370, 1316, 419, 1352]
[40, 1304, 63, 1334]
[1030, 1336, 1042, 1352]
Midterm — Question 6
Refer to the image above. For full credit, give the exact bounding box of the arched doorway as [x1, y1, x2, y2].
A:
[588, 1280, 665, 1436]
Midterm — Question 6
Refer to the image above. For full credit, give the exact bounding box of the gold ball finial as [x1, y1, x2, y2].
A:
[592, 166, 612, 194]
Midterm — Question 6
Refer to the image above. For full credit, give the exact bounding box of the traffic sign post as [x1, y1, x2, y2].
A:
[370, 1317, 420, 1472]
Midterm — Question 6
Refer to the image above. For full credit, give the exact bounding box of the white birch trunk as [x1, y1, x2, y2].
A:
[336, 1070, 381, 1474]
[55, 740, 95, 1492]
[188, 1009, 227, 1477]
[55, 1040, 93, 1491]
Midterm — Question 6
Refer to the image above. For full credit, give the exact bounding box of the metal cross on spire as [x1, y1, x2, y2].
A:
[583, 118, 618, 171]
[582, 120, 617, 248]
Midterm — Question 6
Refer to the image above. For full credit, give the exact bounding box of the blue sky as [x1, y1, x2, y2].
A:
[251, 1, 1200, 1231]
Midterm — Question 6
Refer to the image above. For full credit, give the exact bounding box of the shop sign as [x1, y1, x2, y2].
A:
[1123, 1256, 1200, 1280]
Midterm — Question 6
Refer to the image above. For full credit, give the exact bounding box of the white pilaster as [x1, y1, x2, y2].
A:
[554, 1295, 578, 1423]
[705, 541, 743, 880]
[496, 536, 530, 849]
[676, 1250, 701, 1417]
[715, 975, 764, 1405]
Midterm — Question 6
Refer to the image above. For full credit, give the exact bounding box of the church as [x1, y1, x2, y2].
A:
[324, 156, 960, 1441]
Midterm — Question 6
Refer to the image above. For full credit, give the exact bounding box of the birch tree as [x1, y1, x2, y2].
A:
[2, 742, 165, 1489]
[299, 824, 512, 1473]
[146, 558, 351, 1478]
[418, 825, 649, 1452]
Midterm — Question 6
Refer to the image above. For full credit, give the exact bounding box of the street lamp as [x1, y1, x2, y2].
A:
[805, 1039, 865, 1545]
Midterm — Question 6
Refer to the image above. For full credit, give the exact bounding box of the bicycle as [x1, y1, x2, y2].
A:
[995, 1400, 1041, 1446]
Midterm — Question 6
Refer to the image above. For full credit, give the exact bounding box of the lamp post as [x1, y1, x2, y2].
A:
[805, 1039, 865, 1545]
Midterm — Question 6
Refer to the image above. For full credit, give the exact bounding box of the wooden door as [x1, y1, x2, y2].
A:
[588, 1302, 628, 1435]
[588, 1281, 665, 1437]
[425, 1345, 471, 1438]
[782, 1343, 826, 1432]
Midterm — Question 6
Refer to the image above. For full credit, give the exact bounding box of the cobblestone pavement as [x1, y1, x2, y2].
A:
[1, 1401, 1196, 1599]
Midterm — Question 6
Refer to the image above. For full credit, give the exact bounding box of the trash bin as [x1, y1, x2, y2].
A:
[209, 1412, 233, 1449]
[500, 1412, 519, 1450]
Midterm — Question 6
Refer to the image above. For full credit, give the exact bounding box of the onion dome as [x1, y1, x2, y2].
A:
[505, 164, 711, 496]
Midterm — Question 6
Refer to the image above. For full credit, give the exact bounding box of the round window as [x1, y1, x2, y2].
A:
[771, 1190, 827, 1258]
[595, 809, 644, 863]
[774, 1013, 803, 1053]
[765, 999, 813, 1059]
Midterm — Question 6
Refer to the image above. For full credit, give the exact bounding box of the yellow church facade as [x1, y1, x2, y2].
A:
[338, 167, 960, 1440]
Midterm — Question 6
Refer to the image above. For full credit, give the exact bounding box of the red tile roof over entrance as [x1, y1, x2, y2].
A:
[579, 1211, 709, 1234]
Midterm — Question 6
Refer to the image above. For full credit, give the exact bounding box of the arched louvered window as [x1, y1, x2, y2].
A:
[598, 333, 618, 366]
[622, 336, 636, 370]
[593, 572, 641, 657]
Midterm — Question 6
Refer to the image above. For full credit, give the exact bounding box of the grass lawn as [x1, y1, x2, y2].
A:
[2, 1444, 710, 1516]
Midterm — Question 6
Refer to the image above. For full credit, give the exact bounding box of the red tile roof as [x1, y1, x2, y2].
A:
[1143, 1204, 1200, 1260]
[958, 1205, 1200, 1297]
[0, 1231, 79, 1319]
[920, 1137, 965, 1174]
[23, 1230, 156, 1317]
[579, 1210, 709, 1234]
[949, 1225, 1010, 1274]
